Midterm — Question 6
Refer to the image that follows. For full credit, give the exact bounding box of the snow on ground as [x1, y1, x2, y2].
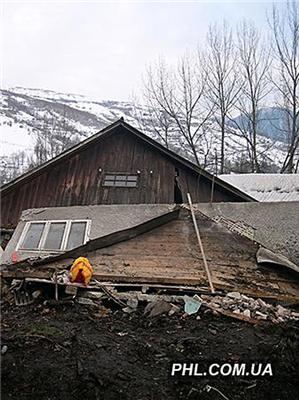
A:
[0, 87, 289, 171]
[0, 116, 33, 156]
[220, 174, 299, 202]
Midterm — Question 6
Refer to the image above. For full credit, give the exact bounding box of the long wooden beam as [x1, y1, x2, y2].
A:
[187, 193, 215, 293]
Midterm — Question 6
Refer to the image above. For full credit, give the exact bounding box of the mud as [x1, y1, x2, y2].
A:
[1, 301, 299, 400]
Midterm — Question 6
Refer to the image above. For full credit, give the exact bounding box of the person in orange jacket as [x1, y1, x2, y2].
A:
[70, 257, 93, 286]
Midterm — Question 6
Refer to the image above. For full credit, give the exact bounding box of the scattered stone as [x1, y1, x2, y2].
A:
[1, 345, 8, 355]
[255, 311, 267, 320]
[122, 307, 136, 314]
[257, 298, 269, 308]
[243, 309, 251, 318]
[41, 308, 51, 315]
[141, 286, 149, 294]
[144, 300, 172, 317]
[127, 298, 138, 309]
[241, 294, 250, 300]
[76, 297, 97, 306]
[168, 304, 180, 316]
[84, 291, 104, 299]
[233, 309, 241, 314]
[210, 296, 223, 305]
[209, 302, 221, 309]
[32, 290, 42, 299]
[276, 305, 290, 317]
[227, 292, 241, 300]
[65, 285, 78, 296]
[196, 315, 201, 320]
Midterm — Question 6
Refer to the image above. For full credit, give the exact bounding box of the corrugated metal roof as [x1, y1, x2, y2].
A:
[195, 201, 299, 266]
[220, 174, 299, 202]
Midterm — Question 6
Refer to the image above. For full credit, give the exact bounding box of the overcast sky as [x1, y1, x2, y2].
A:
[1, 0, 287, 101]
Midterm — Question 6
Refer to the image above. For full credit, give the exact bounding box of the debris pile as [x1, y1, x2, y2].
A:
[1, 278, 298, 324]
[200, 292, 299, 323]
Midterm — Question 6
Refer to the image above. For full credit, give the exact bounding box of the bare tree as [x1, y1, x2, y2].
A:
[233, 21, 271, 172]
[269, 1, 299, 173]
[0, 151, 27, 184]
[130, 93, 173, 149]
[205, 21, 241, 173]
[30, 108, 80, 167]
[144, 55, 214, 166]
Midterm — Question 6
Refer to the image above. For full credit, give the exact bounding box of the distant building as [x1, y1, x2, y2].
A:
[0, 119, 253, 230]
[220, 174, 299, 202]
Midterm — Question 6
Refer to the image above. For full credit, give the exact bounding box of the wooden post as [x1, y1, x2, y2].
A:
[187, 193, 215, 293]
[54, 271, 59, 301]
[210, 175, 215, 203]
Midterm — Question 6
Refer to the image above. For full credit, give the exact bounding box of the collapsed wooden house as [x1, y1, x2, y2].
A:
[1, 119, 298, 305]
[0, 119, 254, 232]
[2, 203, 298, 304]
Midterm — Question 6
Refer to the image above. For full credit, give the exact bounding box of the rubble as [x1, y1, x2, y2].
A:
[144, 300, 173, 317]
[1, 277, 298, 324]
[201, 292, 299, 323]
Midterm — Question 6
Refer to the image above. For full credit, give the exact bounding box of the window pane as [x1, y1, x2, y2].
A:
[66, 222, 87, 250]
[105, 175, 115, 181]
[103, 180, 115, 186]
[127, 175, 138, 181]
[43, 222, 66, 250]
[114, 180, 127, 186]
[116, 175, 127, 181]
[22, 223, 45, 249]
[126, 181, 137, 187]
[103, 174, 138, 187]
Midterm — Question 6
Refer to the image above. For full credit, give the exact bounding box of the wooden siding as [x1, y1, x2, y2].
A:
[1, 125, 245, 228]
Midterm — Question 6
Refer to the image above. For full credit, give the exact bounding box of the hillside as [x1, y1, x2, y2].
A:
[0, 87, 288, 176]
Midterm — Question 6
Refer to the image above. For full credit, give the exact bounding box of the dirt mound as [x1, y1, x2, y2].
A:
[1, 302, 298, 400]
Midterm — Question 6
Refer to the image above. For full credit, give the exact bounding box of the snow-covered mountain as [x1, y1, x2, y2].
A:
[0, 87, 288, 172]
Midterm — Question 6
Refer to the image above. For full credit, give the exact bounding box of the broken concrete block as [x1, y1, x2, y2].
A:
[127, 298, 138, 309]
[227, 292, 241, 300]
[255, 311, 267, 320]
[168, 304, 180, 316]
[233, 309, 241, 314]
[243, 309, 251, 318]
[257, 298, 269, 308]
[141, 286, 149, 294]
[76, 297, 97, 306]
[32, 290, 42, 299]
[276, 305, 290, 317]
[122, 306, 136, 314]
[144, 300, 172, 317]
[84, 291, 103, 299]
[209, 302, 221, 309]
[65, 285, 78, 296]
[241, 294, 250, 301]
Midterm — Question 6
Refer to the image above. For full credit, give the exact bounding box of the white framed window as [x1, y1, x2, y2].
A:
[17, 220, 91, 252]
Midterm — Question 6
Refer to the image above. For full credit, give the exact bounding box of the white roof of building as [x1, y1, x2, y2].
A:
[220, 174, 299, 202]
